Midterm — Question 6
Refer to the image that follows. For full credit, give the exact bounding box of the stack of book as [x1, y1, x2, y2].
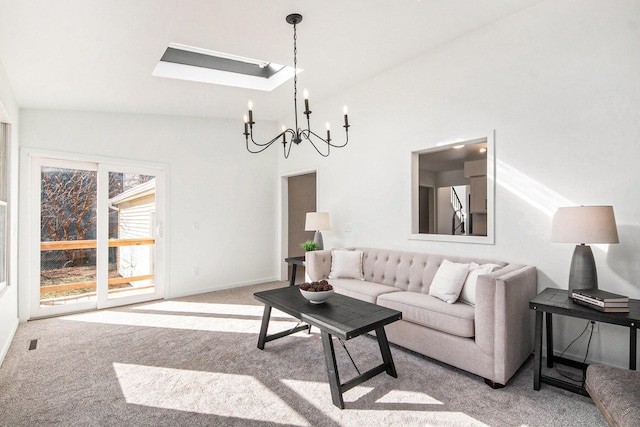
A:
[572, 288, 629, 313]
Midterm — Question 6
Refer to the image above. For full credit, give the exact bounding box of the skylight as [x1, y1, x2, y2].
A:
[152, 43, 299, 91]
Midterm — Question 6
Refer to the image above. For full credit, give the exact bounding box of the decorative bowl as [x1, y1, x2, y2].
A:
[300, 288, 334, 304]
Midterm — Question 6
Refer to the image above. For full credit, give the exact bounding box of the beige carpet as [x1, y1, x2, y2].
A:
[0, 281, 605, 426]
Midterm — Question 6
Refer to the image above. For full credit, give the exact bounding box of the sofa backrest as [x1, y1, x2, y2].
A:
[357, 248, 508, 294]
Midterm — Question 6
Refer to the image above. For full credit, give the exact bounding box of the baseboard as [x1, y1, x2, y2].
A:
[0, 317, 19, 368]
[167, 277, 281, 299]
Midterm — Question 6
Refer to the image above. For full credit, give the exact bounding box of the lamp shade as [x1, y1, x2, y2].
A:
[305, 212, 330, 231]
[551, 206, 619, 244]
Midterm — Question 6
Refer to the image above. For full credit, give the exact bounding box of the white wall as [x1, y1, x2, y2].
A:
[278, 0, 640, 367]
[19, 109, 280, 320]
[0, 58, 20, 366]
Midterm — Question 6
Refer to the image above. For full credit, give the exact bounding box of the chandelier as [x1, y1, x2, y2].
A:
[243, 13, 350, 158]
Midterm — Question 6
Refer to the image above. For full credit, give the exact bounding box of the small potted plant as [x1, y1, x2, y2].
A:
[300, 240, 319, 251]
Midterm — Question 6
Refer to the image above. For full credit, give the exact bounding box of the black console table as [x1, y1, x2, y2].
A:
[285, 256, 305, 287]
[529, 288, 639, 395]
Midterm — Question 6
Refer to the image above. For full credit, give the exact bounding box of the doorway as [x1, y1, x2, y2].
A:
[286, 172, 316, 285]
[29, 155, 165, 318]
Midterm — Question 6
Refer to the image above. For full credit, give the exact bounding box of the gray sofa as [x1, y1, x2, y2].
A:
[305, 247, 537, 387]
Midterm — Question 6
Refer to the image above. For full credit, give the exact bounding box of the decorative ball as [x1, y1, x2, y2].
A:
[299, 280, 334, 304]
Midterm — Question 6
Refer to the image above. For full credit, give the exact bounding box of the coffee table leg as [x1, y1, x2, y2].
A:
[321, 330, 345, 409]
[257, 304, 272, 350]
[375, 327, 397, 378]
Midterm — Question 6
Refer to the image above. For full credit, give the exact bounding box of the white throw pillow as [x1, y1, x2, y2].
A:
[428, 260, 471, 304]
[459, 263, 501, 306]
[328, 249, 364, 280]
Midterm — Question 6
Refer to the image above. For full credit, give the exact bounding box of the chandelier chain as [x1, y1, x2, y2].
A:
[293, 21, 299, 136]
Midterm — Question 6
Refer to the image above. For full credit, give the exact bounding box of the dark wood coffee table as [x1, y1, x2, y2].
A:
[254, 285, 402, 409]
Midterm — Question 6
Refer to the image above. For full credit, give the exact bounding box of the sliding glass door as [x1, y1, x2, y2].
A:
[103, 168, 158, 303]
[30, 156, 165, 318]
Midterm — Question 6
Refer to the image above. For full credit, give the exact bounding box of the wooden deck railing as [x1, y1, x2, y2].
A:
[40, 238, 155, 251]
[40, 238, 155, 294]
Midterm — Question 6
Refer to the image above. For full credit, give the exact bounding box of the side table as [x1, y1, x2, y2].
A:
[284, 256, 305, 287]
[529, 288, 639, 395]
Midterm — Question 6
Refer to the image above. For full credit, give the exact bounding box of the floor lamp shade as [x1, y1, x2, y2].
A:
[305, 212, 330, 250]
[551, 206, 619, 294]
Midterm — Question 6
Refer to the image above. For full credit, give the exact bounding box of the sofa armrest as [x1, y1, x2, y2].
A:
[305, 250, 332, 281]
[475, 265, 538, 384]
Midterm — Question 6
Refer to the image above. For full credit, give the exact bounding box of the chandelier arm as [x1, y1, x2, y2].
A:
[300, 130, 331, 157]
[303, 129, 328, 144]
[249, 131, 278, 147]
[327, 130, 349, 148]
[247, 132, 285, 153]
[283, 139, 293, 158]
[249, 126, 287, 147]
[283, 128, 297, 158]
[245, 138, 275, 154]
[248, 138, 275, 148]
[307, 139, 331, 158]
[305, 128, 349, 149]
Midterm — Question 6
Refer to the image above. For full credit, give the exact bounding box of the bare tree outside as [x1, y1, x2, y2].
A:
[41, 168, 97, 266]
[39, 167, 154, 303]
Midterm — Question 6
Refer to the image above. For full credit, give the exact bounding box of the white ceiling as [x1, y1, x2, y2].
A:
[0, 0, 542, 121]
[420, 141, 488, 173]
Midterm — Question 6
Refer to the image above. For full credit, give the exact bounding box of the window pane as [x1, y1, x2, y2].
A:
[107, 173, 156, 300]
[40, 167, 97, 306]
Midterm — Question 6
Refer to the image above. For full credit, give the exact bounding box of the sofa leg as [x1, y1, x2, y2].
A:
[484, 379, 505, 389]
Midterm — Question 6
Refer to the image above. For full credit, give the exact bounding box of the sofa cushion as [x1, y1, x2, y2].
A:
[428, 260, 471, 304]
[377, 291, 475, 338]
[459, 263, 501, 306]
[328, 249, 364, 280]
[328, 279, 400, 304]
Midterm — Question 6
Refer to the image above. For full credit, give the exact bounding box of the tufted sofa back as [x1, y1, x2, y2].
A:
[336, 248, 507, 294]
[306, 248, 510, 294]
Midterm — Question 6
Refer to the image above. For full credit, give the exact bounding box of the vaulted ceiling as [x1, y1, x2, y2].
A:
[0, 0, 542, 121]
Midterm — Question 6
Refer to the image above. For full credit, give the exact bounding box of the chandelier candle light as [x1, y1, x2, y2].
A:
[243, 13, 350, 158]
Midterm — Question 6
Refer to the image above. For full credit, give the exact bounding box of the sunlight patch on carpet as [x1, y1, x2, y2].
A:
[136, 301, 290, 319]
[376, 389, 443, 405]
[61, 310, 302, 335]
[282, 378, 375, 404]
[282, 379, 489, 426]
[114, 363, 310, 425]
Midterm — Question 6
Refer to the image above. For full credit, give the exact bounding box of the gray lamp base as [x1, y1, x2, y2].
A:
[568, 244, 598, 295]
[314, 231, 324, 251]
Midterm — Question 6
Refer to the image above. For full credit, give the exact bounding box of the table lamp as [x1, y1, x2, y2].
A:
[305, 212, 330, 250]
[551, 205, 619, 295]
